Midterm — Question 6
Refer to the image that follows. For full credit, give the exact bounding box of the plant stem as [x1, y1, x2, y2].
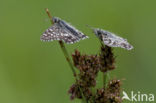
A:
[45, 8, 77, 77]
[103, 72, 107, 89]
[99, 40, 108, 89]
[45, 8, 53, 24]
[45, 8, 88, 103]
[58, 41, 77, 77]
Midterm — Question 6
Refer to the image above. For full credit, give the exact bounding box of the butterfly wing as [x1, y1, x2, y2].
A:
[59, 19, 88, 40]
[98, 30, 133, 50]
[102, 34, 133, 50]
[40, 23, 79, 44]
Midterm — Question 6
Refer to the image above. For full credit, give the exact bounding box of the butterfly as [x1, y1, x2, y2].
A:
[41, 17, 88, 44]
[90, 27, 133, 50]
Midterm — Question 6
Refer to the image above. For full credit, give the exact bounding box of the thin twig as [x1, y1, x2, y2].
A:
[59, 41, 77, 76]
[45, 8, 76, 77]
[45, 8, 88, 103]
[45, 8, 53, 24]
[99, 40, 108, 89]
[103, 72, 107, 89]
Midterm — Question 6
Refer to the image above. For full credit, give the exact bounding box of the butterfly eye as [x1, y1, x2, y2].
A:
[52, 17, 60, 23]
[97, 31, 102, 35]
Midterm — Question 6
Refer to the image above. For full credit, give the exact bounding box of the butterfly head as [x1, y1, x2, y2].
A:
[86, 25, 103, 39]
[93, 28, 108, 40]
[52, 17, 61, 23]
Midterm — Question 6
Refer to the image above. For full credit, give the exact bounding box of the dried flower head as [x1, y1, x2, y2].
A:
[99, 45, 115, 72]
[69, 49, 123, 103]
[68, 84, 82, 100]
[94, 79, 122, 103]
[107, 79, 121, 96]
[72, 50, 100, 87]
[68, 83, 93, 100]
[68, 50, 101, 101]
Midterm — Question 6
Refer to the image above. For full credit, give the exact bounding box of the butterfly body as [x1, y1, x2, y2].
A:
[93, 28, 133, 50]
[41, 17, 88, 44]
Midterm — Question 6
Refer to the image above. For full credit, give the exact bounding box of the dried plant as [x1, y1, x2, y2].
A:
[99, 45, 115, 73]
[69, 50, 100, 101]
[68, 45, 122, 103]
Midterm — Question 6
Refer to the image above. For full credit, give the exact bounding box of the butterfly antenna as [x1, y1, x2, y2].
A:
[86, 24, 95, 30]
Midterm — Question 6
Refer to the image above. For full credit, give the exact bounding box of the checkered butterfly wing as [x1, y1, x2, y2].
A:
[40, 23, 79, 44]
[92, 28, 133, 50]
[101, 31, 133, 50]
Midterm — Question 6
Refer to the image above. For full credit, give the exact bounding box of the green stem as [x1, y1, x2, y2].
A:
[45, 8, 76, 77]
[79, 87, 88, 103]
[58, 41, 77, 77]
[103, 72, 107, 89]
[45, 8, 87, 103]
[99, 40, 108, 89]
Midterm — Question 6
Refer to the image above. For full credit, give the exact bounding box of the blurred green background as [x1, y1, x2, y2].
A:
[0, 0, 156, 103]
